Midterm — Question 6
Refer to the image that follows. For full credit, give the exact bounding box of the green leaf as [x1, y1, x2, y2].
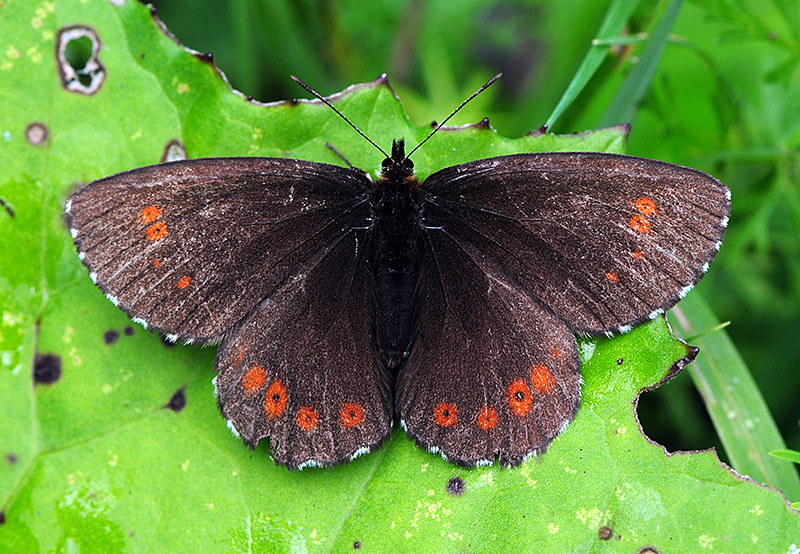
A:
[669, 291, 800, 501]
[1, 1, 798, 552]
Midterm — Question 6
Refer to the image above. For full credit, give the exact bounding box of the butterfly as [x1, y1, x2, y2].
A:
[63, 76, 730, 469]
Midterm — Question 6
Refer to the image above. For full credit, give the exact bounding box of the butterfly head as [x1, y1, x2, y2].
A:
[380, 139, 414, 180]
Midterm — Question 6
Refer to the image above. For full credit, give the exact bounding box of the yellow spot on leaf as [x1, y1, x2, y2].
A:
[6, 46, 21, 59]
[181, 459, 190, 471]
[698, 534, 717, 548]
[547, 523, 559, 534]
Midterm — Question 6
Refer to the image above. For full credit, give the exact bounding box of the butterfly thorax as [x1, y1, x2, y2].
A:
[371, 139, 424, 371]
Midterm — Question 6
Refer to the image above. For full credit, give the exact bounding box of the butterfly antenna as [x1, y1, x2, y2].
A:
[291, 75, 390, 159]
[404, 73, 502, 161]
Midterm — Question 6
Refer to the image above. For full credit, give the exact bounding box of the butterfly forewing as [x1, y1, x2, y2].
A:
[396, 220, 581, 466]
[65, 158, 372, 342]
[421, 152, 730, 334]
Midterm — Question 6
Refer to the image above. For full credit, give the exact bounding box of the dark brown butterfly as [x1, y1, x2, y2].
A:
[64, 76, 730, 469]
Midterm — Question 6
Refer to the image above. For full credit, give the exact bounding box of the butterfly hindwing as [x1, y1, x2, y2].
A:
[396, 217, 582, 466]
[65, 157, 372, 342]
[214, 223, 394, 469]
[421, 152, 730, 334]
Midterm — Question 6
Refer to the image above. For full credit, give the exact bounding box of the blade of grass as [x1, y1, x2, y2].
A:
[599, 0, 684, 127]
[669, 290, 800, 501]
[544, 0, 640, 130]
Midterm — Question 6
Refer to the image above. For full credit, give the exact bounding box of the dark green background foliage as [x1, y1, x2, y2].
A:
[2, 0, 800, 551]
[149, 0, 800, 464]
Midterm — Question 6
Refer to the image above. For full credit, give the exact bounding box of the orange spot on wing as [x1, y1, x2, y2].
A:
[507, 379, 533, 417]
[633, 250, 644, 259]
[433, 402, 458, 427]
[530, 363, 556, 394]
[634, 197, 657, 216]
[264, 380, 287, 418]
[476, 406, 498, 430]
[241, 364, 266, 394]
[152, 259, 161, 267]
[550, 347, 565, 361]
[146, 221, 167, 241]
[629, 214, 650, 233]
[340, 403, 364, 428]
[232, 343, 247, 363]
[606, 272, 619, 283]
[140, 205, 162, 223]
[296, 406, 319, 431]
[176, 275, 191, 289]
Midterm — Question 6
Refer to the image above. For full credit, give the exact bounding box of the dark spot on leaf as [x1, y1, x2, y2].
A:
[617, 358, 624, 365]
[476, 117, 491, 128]
[0, 511, 5, 524]
[161, 139, 186, 163]
[33, 353, 61, 384]
[246, 95, 254, 102]
[6, 453, 18, 464]
[56, 25, 105, 95]
[164, 387, 186, 412]
[446, 476, 465, 496]
[124, 326, 134, 336]
[528, 124, 548, 136]
[352, 541, 361, 549]
[195, 51, 214, 63]
[103, 329, 119, 345]
[0, 197, 14, 218]
[599, 525, 612, 540]
[139, 52, 145, 59]
[160, 335, 175, 348]
[25, 122, 48, 145]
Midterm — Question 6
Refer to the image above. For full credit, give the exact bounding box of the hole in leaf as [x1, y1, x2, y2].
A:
[56, 26, 105, 95]
[25, 122, 48, 145]
[161, 139, 186, 163]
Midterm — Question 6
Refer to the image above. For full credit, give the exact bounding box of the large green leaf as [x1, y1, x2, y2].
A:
[1, 1, 798, 552]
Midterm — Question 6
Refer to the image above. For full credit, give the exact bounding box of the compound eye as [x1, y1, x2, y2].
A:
[381, 157, 392, 168]
[404, 158, 414, 170]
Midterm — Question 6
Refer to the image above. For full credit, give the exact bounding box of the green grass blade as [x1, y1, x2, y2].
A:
[771, 450, 800, 465]
[599, 0, 684, 127]
[544, 0, 640, 130]
[669, 290, 800, 501]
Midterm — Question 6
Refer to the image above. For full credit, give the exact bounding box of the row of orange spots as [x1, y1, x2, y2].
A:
[607, 197, 658, 283]
[432, 363, 559, 430]
[140, 205, 192, 290]
[239, 365, 365, 430]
